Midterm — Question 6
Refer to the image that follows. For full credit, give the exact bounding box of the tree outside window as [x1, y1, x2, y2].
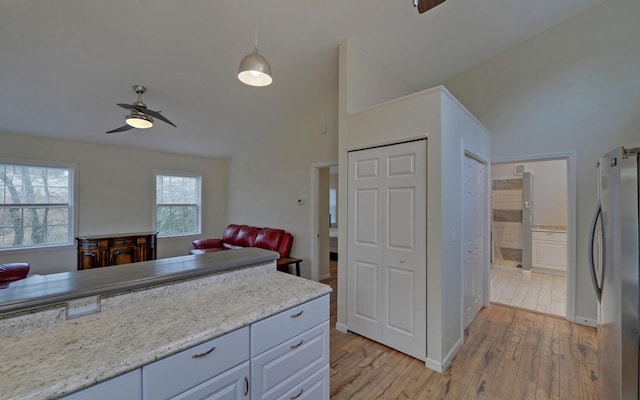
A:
[155, 174, 201, 237]
[0, 162, 73, 250]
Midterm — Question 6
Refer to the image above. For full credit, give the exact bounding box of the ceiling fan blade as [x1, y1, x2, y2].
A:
[106, 125, 135, 134]
[131, 105, 177, 128]
[417, 0, 446, 14]
[117, 103, 135, 110]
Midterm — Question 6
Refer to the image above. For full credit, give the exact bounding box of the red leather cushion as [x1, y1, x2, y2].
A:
[236, 226, 261, 247]
[192, 238, 224, 249]
[254, 228, 285, 252]
[0, 263, 30, 283]
[277, 233, 293, 258]
[222, 224, 242, 246]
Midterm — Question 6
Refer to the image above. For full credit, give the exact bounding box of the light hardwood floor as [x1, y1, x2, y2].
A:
[490, 267, 566, 317]
[322, 261, 598, 399]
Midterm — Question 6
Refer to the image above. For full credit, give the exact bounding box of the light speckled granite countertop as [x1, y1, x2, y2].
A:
[0, 262, 331, 400]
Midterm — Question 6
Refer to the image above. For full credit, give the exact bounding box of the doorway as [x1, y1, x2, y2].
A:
[490, 157, 573, 319]
[311, 162, 338, 282]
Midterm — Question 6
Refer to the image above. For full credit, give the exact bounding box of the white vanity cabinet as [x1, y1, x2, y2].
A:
[143, 326, 250, 400]
[532, 230, 567, 273]
[250, 295, 330, 400]
[62, 370, 142, 400]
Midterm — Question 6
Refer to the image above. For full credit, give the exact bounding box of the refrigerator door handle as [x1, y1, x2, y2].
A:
[588, 199, 603, 302]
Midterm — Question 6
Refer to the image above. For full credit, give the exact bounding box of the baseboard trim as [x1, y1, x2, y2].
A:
[574, 316, 597, 328]
[319, 273, 331, 281]
[425, 358, 444, 373]
[335, 322, 348, 333]
[425, 337, 463, 373]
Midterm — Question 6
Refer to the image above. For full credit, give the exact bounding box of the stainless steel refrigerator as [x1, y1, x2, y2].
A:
[589, 146, 640, 399]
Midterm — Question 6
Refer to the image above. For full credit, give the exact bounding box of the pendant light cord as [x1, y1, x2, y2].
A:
[253, 0, 259, 51]
[254, 14, 258, 51]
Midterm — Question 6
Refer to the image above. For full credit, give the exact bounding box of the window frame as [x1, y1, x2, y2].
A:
[153, 171, 202, 238]
[0, 159, 77, 253]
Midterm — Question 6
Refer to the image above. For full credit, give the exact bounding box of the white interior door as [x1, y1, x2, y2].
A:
[347, 140, 426, 360]
[463, 155, 485, 329]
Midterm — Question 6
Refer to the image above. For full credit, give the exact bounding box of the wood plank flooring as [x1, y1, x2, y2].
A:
[322, 261, 598, 399]
[490, 267, 566, 317]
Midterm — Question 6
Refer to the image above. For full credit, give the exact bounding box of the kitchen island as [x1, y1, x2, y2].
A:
[0, 249, 331, 400]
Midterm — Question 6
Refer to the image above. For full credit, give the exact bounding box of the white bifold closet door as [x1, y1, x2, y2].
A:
[347, 139, 426, 361]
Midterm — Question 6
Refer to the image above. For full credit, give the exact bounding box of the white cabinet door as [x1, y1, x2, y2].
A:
[347, 140, 426, 360]
[62, 369, 141, 400]
[173, 361, 250, 400]
[251, 322, 329, 400]
[278, 364, 329, 400]
[143, 327, 249, 400]
[532, 234, 567, 272]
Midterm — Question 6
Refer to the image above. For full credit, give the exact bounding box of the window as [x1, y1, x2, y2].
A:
[155, 174, 201, 237]
[0, 162, 74, 250]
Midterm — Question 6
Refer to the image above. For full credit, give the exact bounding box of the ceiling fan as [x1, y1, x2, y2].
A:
[414, 0, 447, 14]
[106, 85, 177, 134]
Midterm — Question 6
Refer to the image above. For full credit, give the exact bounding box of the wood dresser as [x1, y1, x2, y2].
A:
[76, 232, 158, 270]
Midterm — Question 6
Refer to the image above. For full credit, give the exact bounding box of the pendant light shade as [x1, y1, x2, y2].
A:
[238, 1, 272, 87]
[238, 50, 272, 87]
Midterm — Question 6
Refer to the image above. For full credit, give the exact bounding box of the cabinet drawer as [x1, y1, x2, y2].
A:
[251, 295, 329, 356]
[62, 369, 141, 400]
[252, 322, 329, 400]
[173, 361, 250, 400]
[531, 231, 566, 242]
[143, 327, 249, 400]
[277, 364, 329, 400]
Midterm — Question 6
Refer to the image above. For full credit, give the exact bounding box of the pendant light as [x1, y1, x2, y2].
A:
[238, 6, 272, 87]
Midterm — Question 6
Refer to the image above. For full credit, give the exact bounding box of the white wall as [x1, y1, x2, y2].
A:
[492, 160, 568, 227]
[445, 0, 640, 322]
[227, 89, 339, 278]
[0, 131, 227, 274]
[338, 38, 492, 370]
[345, 40, 416, 113]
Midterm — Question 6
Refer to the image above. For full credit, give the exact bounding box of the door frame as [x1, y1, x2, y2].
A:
[310, 161, 338, 282]
[491, 152, 577, 323]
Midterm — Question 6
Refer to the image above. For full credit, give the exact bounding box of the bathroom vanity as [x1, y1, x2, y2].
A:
[0, 249, 331, 400]
[531, 226, 568, 274]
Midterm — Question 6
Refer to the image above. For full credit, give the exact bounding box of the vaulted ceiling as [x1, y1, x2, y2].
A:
[0, 0, 603, 158]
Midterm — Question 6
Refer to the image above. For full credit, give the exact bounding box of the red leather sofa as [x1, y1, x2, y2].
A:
[190, 224, 293, 259]
[0, 263, 30, 284]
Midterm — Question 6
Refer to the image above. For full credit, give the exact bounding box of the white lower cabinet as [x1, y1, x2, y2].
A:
[62, 369, 142, 400]
[63, 295, 329, 400]
[171, 361, 250, 400]
[532, 231, 567, 272]
[251, 295, 330, 400]
[143, 326, 250, 400]
[280, 365, 329, 400]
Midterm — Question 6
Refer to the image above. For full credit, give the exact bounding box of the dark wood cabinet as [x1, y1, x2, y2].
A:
[77, 232, 158, 270]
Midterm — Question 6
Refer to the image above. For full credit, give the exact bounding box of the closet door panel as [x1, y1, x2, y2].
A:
[381, 141, 426, 361]
[348, 139, 427, 361]
[347, 149, 384, 341]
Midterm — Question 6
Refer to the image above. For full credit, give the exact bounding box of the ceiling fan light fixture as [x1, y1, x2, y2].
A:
[238, 50, 272, 87]
[125, 113, 154, 129]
